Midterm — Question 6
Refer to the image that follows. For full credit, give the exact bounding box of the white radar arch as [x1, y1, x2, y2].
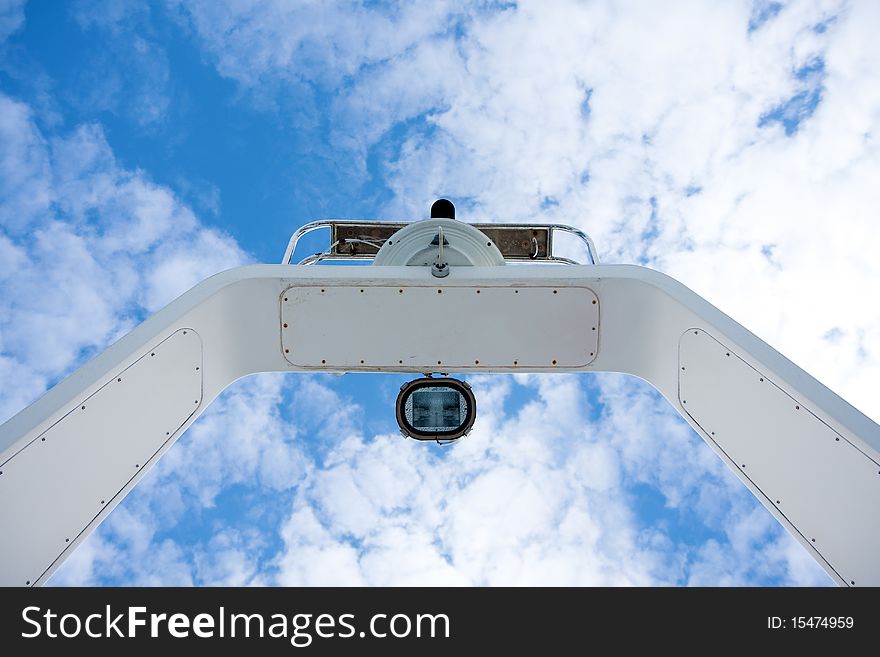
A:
[1, 199, 878, 588]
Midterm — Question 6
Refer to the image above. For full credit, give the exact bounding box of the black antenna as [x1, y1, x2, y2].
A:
[430, 198, 455, 220]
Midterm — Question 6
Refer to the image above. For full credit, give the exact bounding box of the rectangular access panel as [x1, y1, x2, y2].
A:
[281, 285, 599, 370]
[679, 328, 880, 587]
[0, 328, 203, 586]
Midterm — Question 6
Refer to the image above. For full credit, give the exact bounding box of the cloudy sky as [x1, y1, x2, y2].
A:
[2, 0, 878, 586]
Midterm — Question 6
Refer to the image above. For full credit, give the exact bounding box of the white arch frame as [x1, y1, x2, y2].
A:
[1, 263, 878, 586]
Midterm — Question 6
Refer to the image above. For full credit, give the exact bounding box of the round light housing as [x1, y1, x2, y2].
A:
[396, 377, 476, 442]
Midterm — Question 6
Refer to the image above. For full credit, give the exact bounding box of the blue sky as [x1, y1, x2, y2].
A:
[2, 0, 878, 586]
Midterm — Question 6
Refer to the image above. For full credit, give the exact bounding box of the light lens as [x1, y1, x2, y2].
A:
[396, 378, 476, 441]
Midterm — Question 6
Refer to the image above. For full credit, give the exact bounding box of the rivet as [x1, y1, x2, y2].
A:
[283, 323, 288, 328]
[811, 538, 816, 542]
[81, 405, 86, 410]
[284, 297, 288, 301]
[513, 360, 518, 365]
[776, 500, 780, 504]
[117, 377, 122, 382]
[437, 289, 443, 294]
[552, 360, 557, 365]
[437, 361, 442, 365]
[151, 352, 155, 357]
[590, 352, 594, 356]
[321, 359, 326, 364]
[795, 405, 800, 410]
[835, 437, 840, 441]
[360, 360, 365, 364]
[399, 289, 403, 293]
[285, 349, 290, 353]
[681, 366, 685, 371]
[475, 360, 480, 365]
[592, 300, 597, 305]
[553, 290, 557, 294]
[476, 290, 481, 294]
[195, 400, 199, 404]
[195, 366, 200, 371]
[41, 437, 45, 442]
[65, 538, 69, 543]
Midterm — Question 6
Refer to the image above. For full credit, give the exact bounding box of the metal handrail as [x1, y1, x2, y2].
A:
[281, 219, 600, 266]
[545, 224, 601, 265]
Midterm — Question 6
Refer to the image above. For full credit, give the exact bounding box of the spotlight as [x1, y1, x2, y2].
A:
[396, 377, 476, 442]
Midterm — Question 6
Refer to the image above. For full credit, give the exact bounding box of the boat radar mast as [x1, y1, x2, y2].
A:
[0, 199, 878, 587]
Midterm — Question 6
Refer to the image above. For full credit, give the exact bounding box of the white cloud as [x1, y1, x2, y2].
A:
[155, 374, 306, 508]
[0, 92, 247, 421]
[173, 0, 468, 88]
[0, 94, 51, 231]
[0, 0, 25, 43]
[62, 0, 171, 128]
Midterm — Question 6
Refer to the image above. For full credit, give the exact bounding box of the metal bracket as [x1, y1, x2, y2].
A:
[282, 220, 600, 266]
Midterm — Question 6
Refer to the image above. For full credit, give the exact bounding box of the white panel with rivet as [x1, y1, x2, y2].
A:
[0, 328, 202, 586]
[281, 285, 599, 369]
[679, 328, 880, 587]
